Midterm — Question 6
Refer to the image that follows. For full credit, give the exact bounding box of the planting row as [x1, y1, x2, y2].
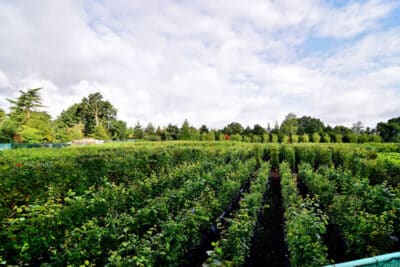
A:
[204, 162, 270, 266]
[0, 142, 258, 220]
[298, 162, 400, 261]
[280, 162, 329, 267]
[1, 145, 260, 266]
[270, 143, 400, 187]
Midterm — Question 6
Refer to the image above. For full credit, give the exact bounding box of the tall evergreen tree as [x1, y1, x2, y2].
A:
[179, 119, 192, 140]
[7, 88, 46, 122]
[133, 121, 144, 139]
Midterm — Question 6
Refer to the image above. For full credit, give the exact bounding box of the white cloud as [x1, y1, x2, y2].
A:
[0, 0, 399, 129]
[317, 0, 396, 39]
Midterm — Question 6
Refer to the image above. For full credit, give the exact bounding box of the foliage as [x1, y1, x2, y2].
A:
[252, 124, 266, 136]
[281, 145, 295, 171]
[93, 124, 110, 140]
[271, 133, 278, 143]
[299, 133, 309, 142]
[56, 92, 118, 139]
[252, 135, 262, 143]
[280, 162, 329, 267]
[297, 116, 324, 135]
[178, 119, 192, 140]
[312, 133, 320, 143]
[223, 122, 244, 135]
[201, 131, 216, 141]
[300, 162, 399, 259]
[335, 134, 343, 143]
[377, 117, 400, 142]
[0, 142, 259, 265]
[205, 163, 270, 266]
[322, 133, 330, 143]
[280, 113, 298, 136]
[270, 145, 280, 170]
[7, 88, 46, 122]
[262, 133, 270, 143]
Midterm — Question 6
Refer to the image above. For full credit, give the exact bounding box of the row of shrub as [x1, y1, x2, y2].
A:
[204, 162, 270, 266]
[280, 162, 329, 266]
[225, 132, 382, 144]
[298, 163, 399, 259]
[271, 143, 400, 187]
[0, 142, 259, 221]
[1, 149, 259, 266]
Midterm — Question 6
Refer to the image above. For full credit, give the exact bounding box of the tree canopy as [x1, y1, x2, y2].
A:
[7, 88, 46, 122]
[0, 90, 398, 143]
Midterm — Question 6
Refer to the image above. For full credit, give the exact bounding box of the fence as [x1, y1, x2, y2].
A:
[0, 143, 12, 151]
[0, 143, 71, 150]
[325, 252, 400, 267]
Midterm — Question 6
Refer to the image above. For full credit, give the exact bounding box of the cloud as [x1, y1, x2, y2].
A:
[0, 0, 399, 129]
[317, 0, 396, 39]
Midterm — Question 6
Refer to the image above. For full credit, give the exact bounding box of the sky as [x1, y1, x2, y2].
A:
[0, 0, 399, 129]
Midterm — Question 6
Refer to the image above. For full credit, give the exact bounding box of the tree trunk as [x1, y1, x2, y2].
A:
[95, 107, 99, 126]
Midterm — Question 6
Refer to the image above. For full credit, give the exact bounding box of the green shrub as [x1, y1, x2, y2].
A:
[230, 133, 242, 141]
[281, 145, 295, 171]
[280, 162, 329, 267]
[270, 145, 280, 170]
[271, 134, 278, 143]
[262, 134, 270, 143]
[335, 134, 343, 143]
[314, 146, 332, 168]
[346, 133, 358, 143]
[252, 135, 262, 143]
[300, 133, 309, 143]
[322, 133, 330, 143]
[312, 133, 320, 143]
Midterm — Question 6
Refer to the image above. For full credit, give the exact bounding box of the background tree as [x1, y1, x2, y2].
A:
[189, 126, 200, 140]
[7, 88, 46, 122]
[108, 120, 127, 140]
[253, 124, 266, 136]
[55, 104, 82, 129]
[93, 124, 110, 140]
[266, 122, 271, 133]
[377, 117, 400, 142]
[144, 122, 156, 136]
[178, 119, 192, 140]
[297, 116, 324, 135]
[165, 124, 179, 140]
[201, 130, 215, 141]
[0, 118, 17, 142]
[351, 121, 364, 134]
[280, 113, 298, 136]
[332, 125, 352, 136]
[66, 123, 84, 141]
[223, 122, 244, 135]
[133, 121, 144, 139]
[243, 126, 252, 136]
[0, 107, 5, 121]
[80, 92, 117, 135]
[6, 88, 52, 142]
[199, 124, 209, 134]
[55, 92, 119, 139]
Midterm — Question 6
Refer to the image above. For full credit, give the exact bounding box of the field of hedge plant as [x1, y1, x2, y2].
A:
[0, 141, 399, 266]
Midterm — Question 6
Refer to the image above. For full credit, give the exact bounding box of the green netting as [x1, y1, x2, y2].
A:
[325, 252, 400, 267]
[0, 143, 12, 151]
[11, 143, 71, 149]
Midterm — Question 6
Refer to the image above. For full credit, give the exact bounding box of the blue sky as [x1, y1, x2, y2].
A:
[0, 0, 399, 128]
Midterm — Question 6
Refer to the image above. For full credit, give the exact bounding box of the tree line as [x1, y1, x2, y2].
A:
[0, 88, 399, 143]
